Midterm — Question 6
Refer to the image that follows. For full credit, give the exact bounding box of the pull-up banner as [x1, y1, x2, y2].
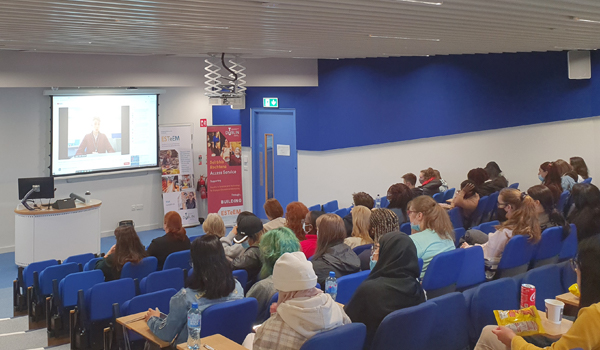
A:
[159, 124, 198, 226]
[206, 125, 243, 226]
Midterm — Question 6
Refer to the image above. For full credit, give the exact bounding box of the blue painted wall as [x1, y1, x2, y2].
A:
[213, 51, 600, 151]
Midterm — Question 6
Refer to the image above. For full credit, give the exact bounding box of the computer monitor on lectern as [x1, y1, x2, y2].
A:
[18, 177, 55, 200]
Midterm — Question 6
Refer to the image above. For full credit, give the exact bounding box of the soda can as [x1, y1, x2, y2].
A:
[521, 284, 536, 309]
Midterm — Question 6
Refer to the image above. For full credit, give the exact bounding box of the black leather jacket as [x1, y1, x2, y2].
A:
[231, 246, 262, 285]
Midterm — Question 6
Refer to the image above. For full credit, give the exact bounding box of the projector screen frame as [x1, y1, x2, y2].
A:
[47, 89, 163, 177]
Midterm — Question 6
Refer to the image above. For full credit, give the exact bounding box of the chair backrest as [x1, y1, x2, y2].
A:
[469, 278, 519, 342]
[352, 244, 371, 257]
[59, 270, 104, 308]
[422, 249, 465, 299]
[557, 191, 570, 214]
[531, 226, 563, 267]
[418, 258, 423, 274]
[308, 204, 321, 212]
[582, 178, 592, 184]
[371, 301, 437, 350]
[38, 262, 80, 296]
[559, 260, 577, 292]
[85, 278, 136, 321]
[443, 188, 456, 202]
[121, 256, 158, 280]
[433, 192, 444, 203]
[188, 235, 202, 242]
[83, 257, 103, 271]
[300, 323, 367, 350]
[380, 197, 389, 208]
[333, 207, 349, 218]
[483, 192, 499, 222]
[454, 228, 466, 248]
[336, 270, 370, 304]
[140, 268, 184, 294]
[470, 196, 489, 227]
[201, 298, 258, 344]
[559, 224, 578, 261]
[477, 221, 500, 234]
[400, 222, 411, 235]
[232, 269, 248, 289]
[448, 207, 464, 229]
[63, 253, 96, 267]
[496, 235, 536, 278]
[456, 246, 486, 290]
[521, 264, 564, 311]
[23, 259, 58, 290]
[322, 200, 339, 213]
[428, 293, 470, 350]
[162, 250, 191, 271]
[121, 288, 177, 315]
[508, 183, 519, 189]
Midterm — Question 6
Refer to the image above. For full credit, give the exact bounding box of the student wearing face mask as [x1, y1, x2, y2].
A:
[300, 211, 325, 259]
[407, 196, 455, 278]
[461, 188, 541, 275]
[415, 167, 443, 197]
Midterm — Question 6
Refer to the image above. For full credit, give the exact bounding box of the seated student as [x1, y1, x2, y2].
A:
[345, 231, 426, 348]
[481, 161, 509, 193]
[539, 162, 563, 204]
[285, 202, 309, 241]
[468, 167, 494, 197]
[568, 183, 600, 243]
[300, 211, 325, 259]
[247, 227, 301, 323]
[527, 185, 570, 237]
[246, 252, 351, 350]
[344, 205, 373, 249]
[461, 189, 540, 275]
[311, 214, 361, 288]
[147, 211, 191, 270]
[570, 156, 589, 182]
[474, 234, 600, 350]
[434, 169, 449, 193]
[407, 195, 455, 278]
[262, 199, 286, 232]
[450, 180, 480, 227]
[386, 183, 413, 224]
[145, 235, 243, 345]
[555, 158, 578, 192]
[203, 213, 244, 261]
[95, 225, 147, 281]
[343, 192, 374, 237]
[415, 168, 443, 196]
[358, 208, 400, 270]
[231, 215, 265, 285]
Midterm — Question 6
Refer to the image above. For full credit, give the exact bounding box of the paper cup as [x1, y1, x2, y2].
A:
[545, 299, 564, 324]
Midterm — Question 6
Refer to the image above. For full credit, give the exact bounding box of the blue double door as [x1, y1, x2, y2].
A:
[251, 108, 298, 219]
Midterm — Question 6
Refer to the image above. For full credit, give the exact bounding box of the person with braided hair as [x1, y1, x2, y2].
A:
[357, 208, 400, 270]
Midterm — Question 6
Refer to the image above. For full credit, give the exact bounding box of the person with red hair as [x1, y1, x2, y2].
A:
[285, 202, 309, 241]
[147, 211, 191, 270]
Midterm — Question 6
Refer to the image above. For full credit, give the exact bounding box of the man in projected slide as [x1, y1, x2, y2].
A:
[75, 117, 115, 155]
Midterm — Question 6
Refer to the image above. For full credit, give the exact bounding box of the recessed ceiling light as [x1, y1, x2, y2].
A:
[572, 17, 600, 24]
[369, 35, 440, 42]
[391, 0, 442, 5]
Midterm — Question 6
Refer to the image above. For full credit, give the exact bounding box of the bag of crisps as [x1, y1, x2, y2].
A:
[494, 306, 546, 336]
[569, 283, 580, 298]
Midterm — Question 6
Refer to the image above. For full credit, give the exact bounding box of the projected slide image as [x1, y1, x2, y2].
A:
[180, 191, 197, 210]
[160, 149, 180, 175]
[162, 175, 180, 193]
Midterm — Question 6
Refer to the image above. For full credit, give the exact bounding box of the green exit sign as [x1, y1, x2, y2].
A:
[263, 97, 279, 108]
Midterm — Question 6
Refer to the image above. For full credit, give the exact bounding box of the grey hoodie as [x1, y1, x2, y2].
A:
[311, 242, 361, 289]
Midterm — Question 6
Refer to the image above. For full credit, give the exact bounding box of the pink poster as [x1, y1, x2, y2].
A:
[206, 125, 243, 226]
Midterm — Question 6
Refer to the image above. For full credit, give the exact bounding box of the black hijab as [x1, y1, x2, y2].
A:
[344, 231, 425, 347]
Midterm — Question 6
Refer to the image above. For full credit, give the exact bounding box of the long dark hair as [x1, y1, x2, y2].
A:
[570, 156, 589, 180]
[467, 168, 489, 187]
[188, 235, 235, 299]
[568, 183, 600, 243]
[313, 214, 346, 260]
[577, 235, 600, 308]
[113, 226, 147, 271]
[387, 183, 413, 219]
[542, 162, 563, 203]
[527, 185, 569, 238]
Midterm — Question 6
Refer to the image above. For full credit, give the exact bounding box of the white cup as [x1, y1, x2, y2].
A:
[545, 299, 564, 324]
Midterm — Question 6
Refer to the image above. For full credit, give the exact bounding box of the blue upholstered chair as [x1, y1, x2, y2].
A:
[422, 249, 465, 299]
[456, 246, 486, 291]
[495, 235, 536, 278]
[83, 257, 103, 271]
[370, 301, 437, 350]
[454, 228, 466, 247]
[322, 200, 339, 213]
[448, 207, 464, 229]
[433, 192, 444, 203]
[559, 224, 577, 262]
[531, 226, 563, 268]
[352, 244, 372, 256]
[508, 183, 519, 189]
[469, 196, 489, 228]
[163, 250, 191, 271]
[201, 298, 258, 344]
[63, 253, 96, 270]
[521, 265, 564, 310]
[308, 204, 321, 212]
[336, 270, 370, 305]
[428, 293, 470, 350]
[400, 222, 411, 235]
[140, 268, 184, 294]
[121, 256, 158, 281]
[300, 323, 367, 350]
[233, 269, 248, 290]
[443, 188, 456, 202]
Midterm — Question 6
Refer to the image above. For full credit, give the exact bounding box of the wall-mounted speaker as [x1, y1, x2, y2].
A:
[568, 51, 591, 80]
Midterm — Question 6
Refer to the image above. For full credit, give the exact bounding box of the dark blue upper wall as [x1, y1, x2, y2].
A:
[213, 51, 600, 151]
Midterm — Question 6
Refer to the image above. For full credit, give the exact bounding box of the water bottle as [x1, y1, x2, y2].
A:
[375, 194, 381, 209]
[325, 271, 338, 301]
[187, 303, 201, 350]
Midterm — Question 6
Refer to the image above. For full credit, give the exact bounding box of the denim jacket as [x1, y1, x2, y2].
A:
[147, 280, 244, 344]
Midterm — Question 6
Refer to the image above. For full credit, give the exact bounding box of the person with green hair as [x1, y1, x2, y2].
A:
[247, 227, 300, 323]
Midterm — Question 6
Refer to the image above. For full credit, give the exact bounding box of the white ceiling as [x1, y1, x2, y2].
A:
[1, 0, 600, 59]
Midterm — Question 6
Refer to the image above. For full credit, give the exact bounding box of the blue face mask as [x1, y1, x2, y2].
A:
[241, 241, 250, 249]
[539, 175, 545, 182]
[411, 224, 420, 232]
[369, 256, 377, 270]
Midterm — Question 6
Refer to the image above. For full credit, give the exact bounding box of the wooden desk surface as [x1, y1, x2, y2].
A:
[177, 334, 247, 350]
[539, 312, 573, 338]
[15, 199, 102, 215]
[556, 292, 580, 307]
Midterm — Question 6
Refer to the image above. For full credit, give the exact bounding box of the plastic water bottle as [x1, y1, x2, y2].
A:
[187, 303, 201, 350]
[375, 194, 381, 209]
[325, 271, 338, 301]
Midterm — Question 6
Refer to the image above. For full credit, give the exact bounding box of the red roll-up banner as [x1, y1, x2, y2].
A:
[206, 125, 243, 226]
